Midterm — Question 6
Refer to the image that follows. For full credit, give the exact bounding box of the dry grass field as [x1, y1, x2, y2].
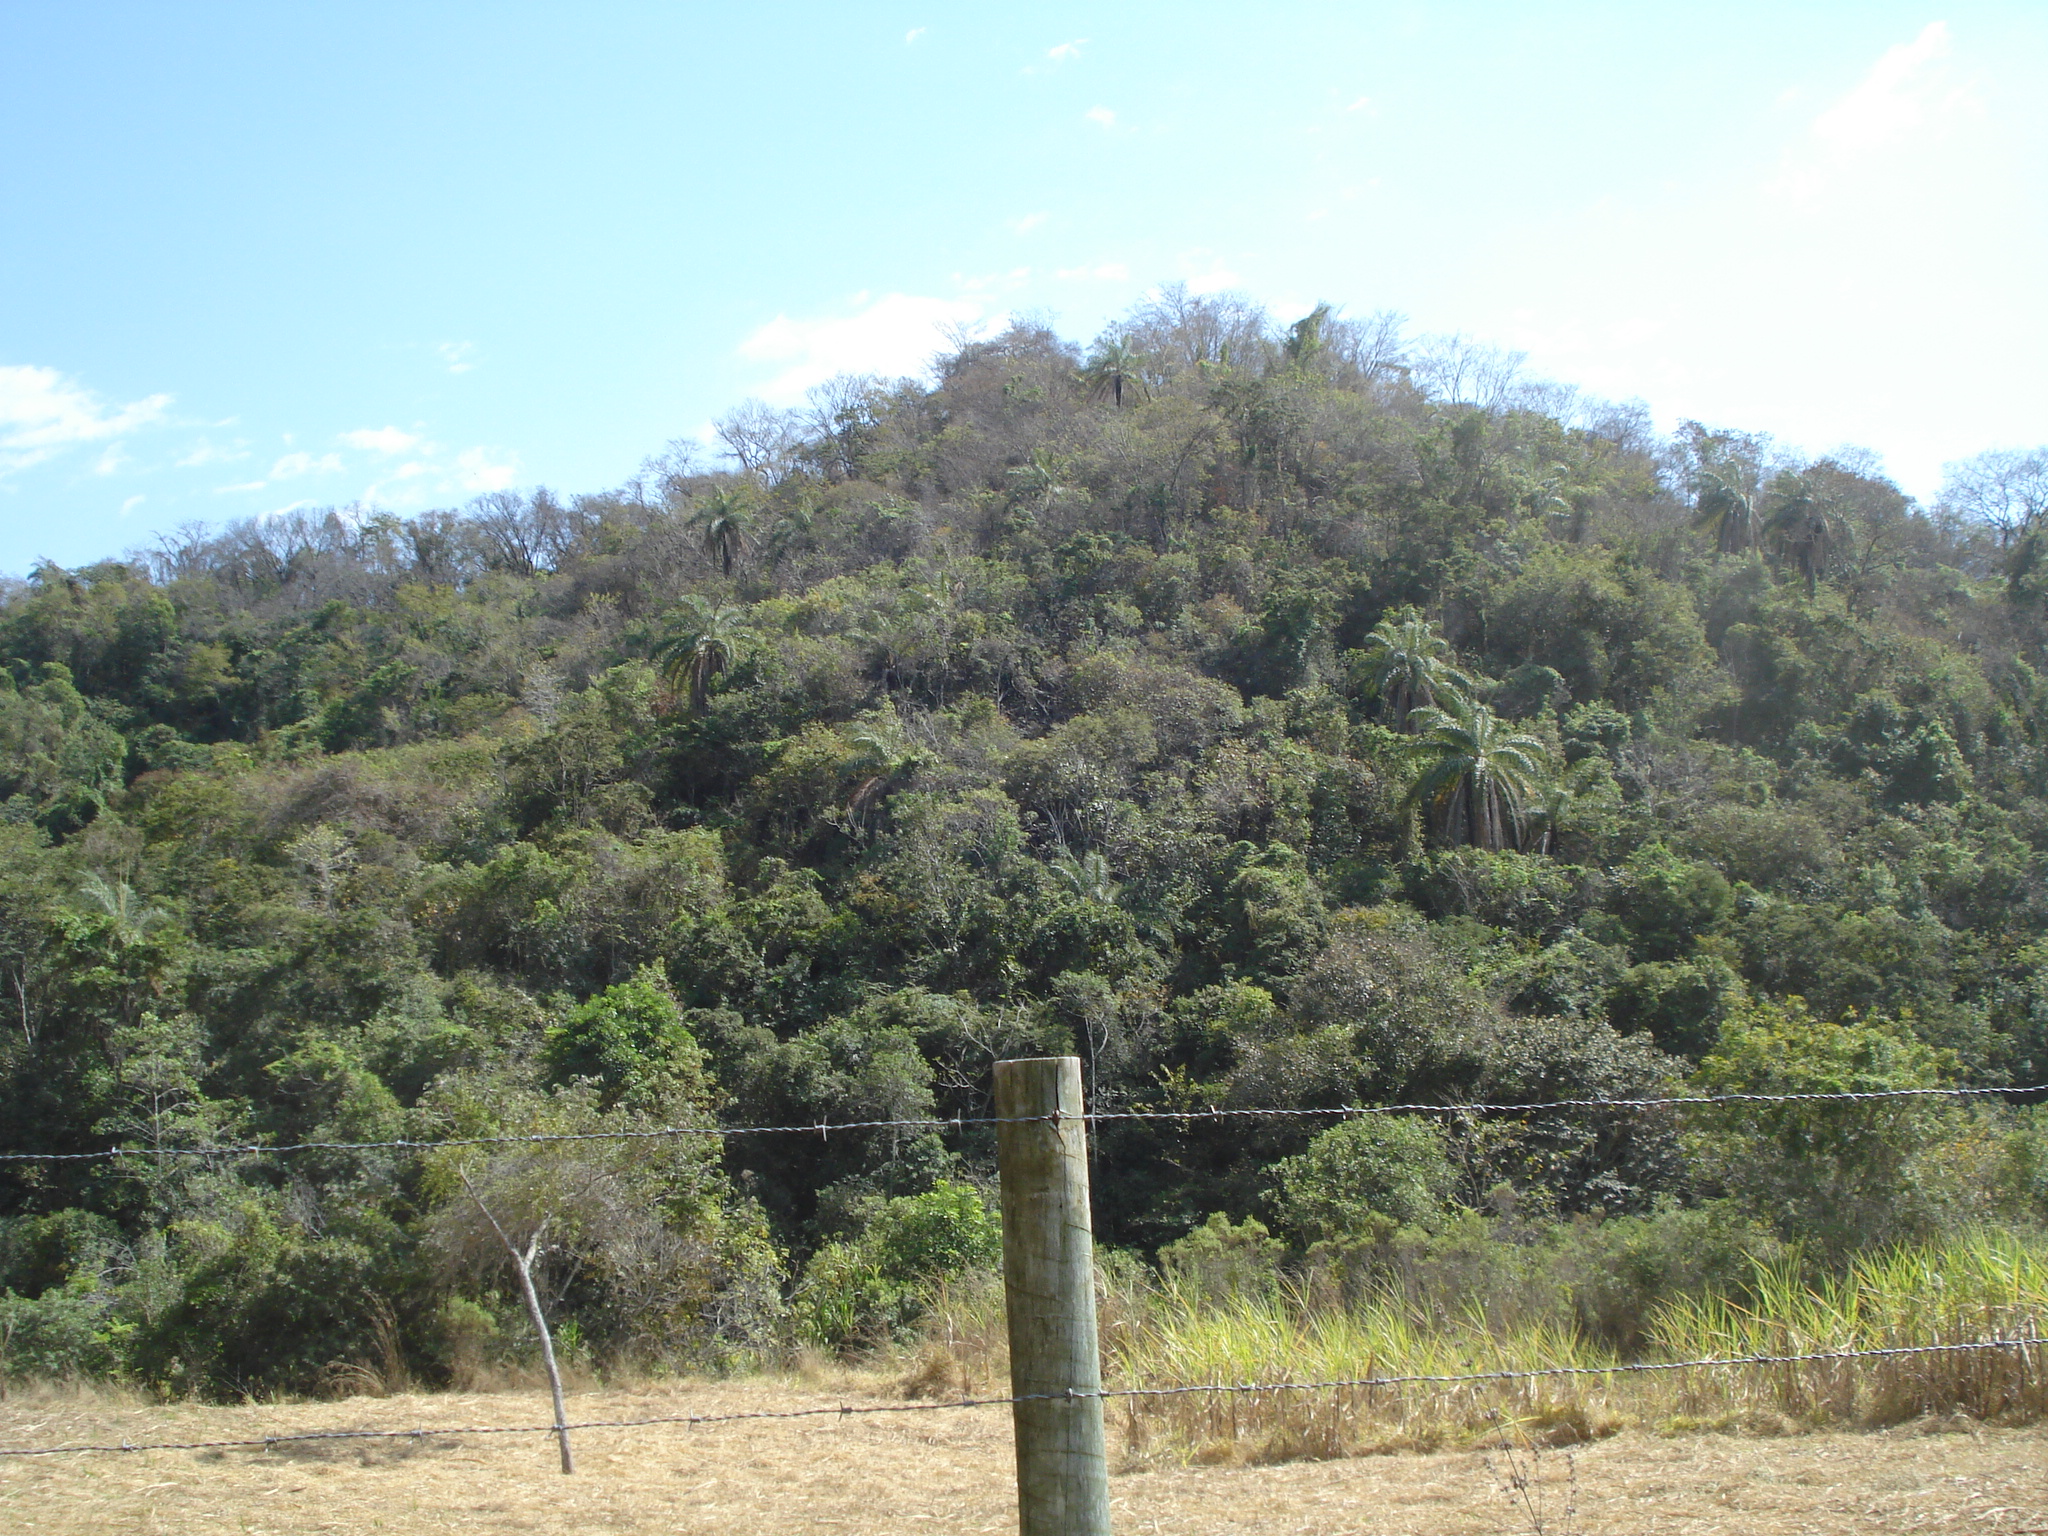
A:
[4, 1378, 2046, 1535]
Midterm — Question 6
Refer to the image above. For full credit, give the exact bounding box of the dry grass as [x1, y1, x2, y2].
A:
[4, 1379, 2048, 1535]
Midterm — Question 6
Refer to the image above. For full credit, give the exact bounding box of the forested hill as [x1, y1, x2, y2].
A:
[5, 287, 2048, 1394]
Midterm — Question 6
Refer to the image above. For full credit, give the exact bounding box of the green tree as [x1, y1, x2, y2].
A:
[1689, 997, 1959, 1259]
[541, 967, 709, 1113]
[688, 486, 755, 577]
[1405, 699, 1548, 851]
[1268, 1116, 1455, 1243]
[1348, 609, 1474, 731]
[652, 597, 744, 711]
[1080, 334, 1148, 408]
[1692, 470, 1760, 556]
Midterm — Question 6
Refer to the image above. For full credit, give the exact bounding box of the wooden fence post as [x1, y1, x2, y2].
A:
[995, 1056, 1112, 1536]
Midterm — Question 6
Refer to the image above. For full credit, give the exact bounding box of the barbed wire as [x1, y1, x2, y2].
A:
[1089, 1084, 2042, 1124]
[1, 1337, 2032, 1459]
[0, 1082, 2034, 1165]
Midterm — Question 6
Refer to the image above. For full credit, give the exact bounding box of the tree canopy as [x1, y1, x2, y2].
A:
[3, 285, 2046, 1392]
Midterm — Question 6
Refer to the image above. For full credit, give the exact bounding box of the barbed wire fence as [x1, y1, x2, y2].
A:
[0, 1081, 2030, 1165]
[0, 1339, 2034, 1460]
[2, 1074, 2043, 1518]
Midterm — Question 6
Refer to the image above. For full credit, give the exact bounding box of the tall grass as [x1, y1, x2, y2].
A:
[1652, 1229, 2048, 1428]
[918, 1229, 2048, 1464]
[1112, 1280, 1615, 1462]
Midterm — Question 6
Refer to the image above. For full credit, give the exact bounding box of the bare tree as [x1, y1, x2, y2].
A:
[423, 1076, 742, 1453]
[1940, 447, 2048, 549]
[1124, 283, 1274, 379]
[1408, 333, 1529, 412]
[468, 490, 581, 576]
[800, 375, 886, 481]
[714, 399, 803, 485]
[1320, 308, 1408, 390]
[456, 1168, 576, 1474]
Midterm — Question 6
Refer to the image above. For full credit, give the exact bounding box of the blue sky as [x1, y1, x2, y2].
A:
[2, 3, 2043, 575]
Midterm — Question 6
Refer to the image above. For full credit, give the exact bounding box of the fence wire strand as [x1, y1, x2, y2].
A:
[0, 1083, 2035, 1164]
[0, 1337, 2031, 1459]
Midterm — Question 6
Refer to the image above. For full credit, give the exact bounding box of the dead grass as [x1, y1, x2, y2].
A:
[4, 1380, 2046, 1534]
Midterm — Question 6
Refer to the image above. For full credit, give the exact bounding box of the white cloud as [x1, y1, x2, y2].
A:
[0, 364, 171, 474]
[1345, 95, 1373, 113]
[270, 451, 344, 480]
[341, 426, 423, 455]
[316, 433, 520, 507]
[904, 26, 925, 44]
[1048, 39, 1086, 62]
[1084, 106, 1116, 128]
[437, 341, 476, 374]
[1772, 22, 1981, 201]
[455, 447, 519, 493]
[1184, 264, 1241, 295]
[738, 293, 999, 403]
[1814, 21, 1957, 148]
[1008, 212, 1048, 234]
[176, 438, 249, 469]
[1056, 263, 1130, 282]
[956, 266, 1032, 295]
[93, 444, 130, 476]
[215, 479, 269, 495]
[120, 495, 145, 517]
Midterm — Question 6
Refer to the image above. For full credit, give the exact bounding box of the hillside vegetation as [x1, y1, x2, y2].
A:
[5, 287, 2048, 1398]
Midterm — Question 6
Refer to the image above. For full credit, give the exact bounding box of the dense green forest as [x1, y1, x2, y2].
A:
[5, 286, 2048, 1397]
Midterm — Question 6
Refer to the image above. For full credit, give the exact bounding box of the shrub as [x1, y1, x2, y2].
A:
[1267, 1118, 1455, 1245]
[1158, 1213, 1287, 1303]
[0, 1279, 125, 1382]
[1689, 996, 1959, 1258]
[794, 1180, 1000, 1351]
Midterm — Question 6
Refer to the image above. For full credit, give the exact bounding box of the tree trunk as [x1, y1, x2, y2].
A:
[511, 1234, 575, 1476]
[460, 1175, 574, 1475]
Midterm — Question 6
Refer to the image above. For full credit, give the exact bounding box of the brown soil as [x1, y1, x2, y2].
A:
[3, 1380, 2044, 1534]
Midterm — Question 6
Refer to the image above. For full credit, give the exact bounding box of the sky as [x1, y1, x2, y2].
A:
[1, 2, 2043, 576]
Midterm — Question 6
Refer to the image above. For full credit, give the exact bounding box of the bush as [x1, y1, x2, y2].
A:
[1689, 996, 1959, 1259]
[129, 1207, 392, 1398]
[541, 966, 709, 1112]
[793, 1180, 1000, 1351]
[1267, 1118, 1454, 1244]
[0, 1279, 125, 1381]
[1158, 1213, 1286, 1303]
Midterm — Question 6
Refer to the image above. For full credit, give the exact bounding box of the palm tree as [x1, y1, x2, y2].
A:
[1527, 461, 1590, 540]
[845, 716, 926, 818]
[764, 504, 816, 570]
[652, 597, 743, 711]
[1765, 477, 1848, 598]
[1080, 335, 1148, 408]
[1692, 470, 1760, 556]
[1352, 610, 1476, 731]
[1521, 759, 1605, 857]
[1405, 699, 1549, 851]
[77, 873, 170, 942]
[1006, 448, 1074, 516]
[688, 487, 755, 577]
[1050, 847, 1120, 905]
